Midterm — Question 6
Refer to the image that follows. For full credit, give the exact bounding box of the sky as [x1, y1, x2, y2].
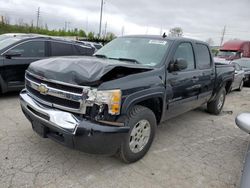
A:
[0, 0, 250, 45]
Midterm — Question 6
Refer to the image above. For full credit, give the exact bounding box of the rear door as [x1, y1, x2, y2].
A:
[165, 41, 201, 119]
[49, 41, 76, 56]
[2, 40, 46, 88]
[195, 43, 214, 104]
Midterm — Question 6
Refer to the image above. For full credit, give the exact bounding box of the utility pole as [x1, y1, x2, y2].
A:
[145, 26, 148, 35]
[121, 26, 125, 36]
[86, 16, 89, 33]
[159, 26, 163, 35]
[98, 0, 104, 38]
[36, 7, 40, 28]
[64, 21, 70, 31]
[103, 21, 107, 37]
[220, 25, 226, 47]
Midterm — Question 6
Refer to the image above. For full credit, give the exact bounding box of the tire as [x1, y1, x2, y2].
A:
[237, 80, 244, 91]
[117, 105, 156, 163]
[207, 87, 226, 115]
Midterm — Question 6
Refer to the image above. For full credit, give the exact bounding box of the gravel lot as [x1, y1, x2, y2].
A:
[0, 88, 250, 188]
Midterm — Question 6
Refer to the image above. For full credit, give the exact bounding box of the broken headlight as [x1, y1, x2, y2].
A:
[95, 89, 122, 115]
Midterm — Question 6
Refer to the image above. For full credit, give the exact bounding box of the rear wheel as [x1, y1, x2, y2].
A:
[118, 105, 156, 163]
[207, 87, 226, 115]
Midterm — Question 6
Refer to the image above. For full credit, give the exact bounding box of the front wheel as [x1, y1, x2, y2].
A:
[118, 105, 156, 163]
[207, 87, 226, 115]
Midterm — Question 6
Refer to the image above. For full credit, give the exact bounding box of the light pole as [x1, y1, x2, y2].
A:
[98, 0, 104, 38]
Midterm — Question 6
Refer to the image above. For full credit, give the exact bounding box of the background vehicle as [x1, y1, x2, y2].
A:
[20, 35, 234, 163]
[231, 58, 250, 86]
[235, 113, 250, 188]
[0, 33, 95, 93]
[78, 41, 103, 52]
[217, 40, 250, 61]
[230, 62, 245, 91]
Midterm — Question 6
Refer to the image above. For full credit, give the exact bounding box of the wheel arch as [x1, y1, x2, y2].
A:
[121, 91, 164, 125]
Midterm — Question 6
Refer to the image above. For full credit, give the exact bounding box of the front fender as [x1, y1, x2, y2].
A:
[121, 86, 165, 115]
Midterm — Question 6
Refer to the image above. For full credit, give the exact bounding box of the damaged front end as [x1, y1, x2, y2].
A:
[25, 71, 123, 126]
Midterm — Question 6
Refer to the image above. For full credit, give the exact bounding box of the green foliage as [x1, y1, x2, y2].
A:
[104, 32, 116, 41]
[79, 29, 86, 37]
[87, 32, 95, 40]
[211, 48, 219, 56]
[168, 27, 183, 37]
[0, 22, 115, 43]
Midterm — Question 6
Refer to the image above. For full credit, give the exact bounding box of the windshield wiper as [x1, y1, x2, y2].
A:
[110, 57, 141, 64]
[94, 54, 108, 58]
[94, 55, 141, 64]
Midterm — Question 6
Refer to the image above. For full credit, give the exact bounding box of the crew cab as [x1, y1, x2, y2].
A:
[20, 35, 235, 163]
[0, 33, 94, 93]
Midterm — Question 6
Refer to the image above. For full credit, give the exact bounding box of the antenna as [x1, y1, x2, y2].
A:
[162, 32, 167, 38]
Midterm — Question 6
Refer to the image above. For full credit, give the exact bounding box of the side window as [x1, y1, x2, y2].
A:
[75, 45, 95, 56]
[196, 44, 211, 69]
[51, 42, 75, 56]
[173, 42, 195, 71]
[7, 41, 45, 57]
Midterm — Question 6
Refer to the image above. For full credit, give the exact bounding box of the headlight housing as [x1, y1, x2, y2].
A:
[96, 89, 122, 115]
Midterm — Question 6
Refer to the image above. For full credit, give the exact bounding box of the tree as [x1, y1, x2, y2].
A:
[168, 27, 183, 37]
[87, 32, 95, 40]
[105, 32, 116, 41]
[205, 38, 214, 46]
[79, 29, 86, 37]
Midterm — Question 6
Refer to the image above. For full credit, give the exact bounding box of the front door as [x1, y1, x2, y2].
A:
[165, 42, 201, 120]
[2, 40, 46, 89]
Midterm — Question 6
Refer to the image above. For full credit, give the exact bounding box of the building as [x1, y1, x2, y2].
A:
[0, 16, 4, 23]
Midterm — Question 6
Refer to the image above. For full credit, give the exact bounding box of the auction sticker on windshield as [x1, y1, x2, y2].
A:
[149, 40, 167, 45]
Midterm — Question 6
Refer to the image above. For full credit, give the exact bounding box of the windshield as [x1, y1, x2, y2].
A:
[232, 59, 250, 68]
[217, 50, 237, 57]
[95, 37, 169, 66]
[0, 37, 21, 51]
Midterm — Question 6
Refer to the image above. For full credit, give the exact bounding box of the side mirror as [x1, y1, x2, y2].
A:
[168, 58, 188, 72]
[4, 51, 22, 59]
[235, 113, 250, 134]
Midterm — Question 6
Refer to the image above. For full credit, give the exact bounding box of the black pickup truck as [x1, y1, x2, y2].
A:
[20, 35, 234, 163]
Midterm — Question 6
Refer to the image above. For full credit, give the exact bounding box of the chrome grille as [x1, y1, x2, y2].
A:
[25, 71, 92, 114]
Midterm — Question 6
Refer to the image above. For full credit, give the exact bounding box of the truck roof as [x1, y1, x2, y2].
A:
[220, 40, 250, 51]
[121, 35, 208, 44]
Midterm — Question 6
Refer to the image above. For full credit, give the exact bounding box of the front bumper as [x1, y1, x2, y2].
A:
[20, 89, 130, 155]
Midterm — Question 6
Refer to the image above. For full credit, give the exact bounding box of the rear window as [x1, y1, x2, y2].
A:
[196, 44, 211, 69]
[51, 42, 75, 56]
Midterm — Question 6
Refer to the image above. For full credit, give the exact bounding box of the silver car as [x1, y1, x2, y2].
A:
[236, 113, 250, 188]
[231, 62, 245, 91]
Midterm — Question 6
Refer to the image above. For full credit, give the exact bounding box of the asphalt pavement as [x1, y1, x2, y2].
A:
[0, 89, 250, 188]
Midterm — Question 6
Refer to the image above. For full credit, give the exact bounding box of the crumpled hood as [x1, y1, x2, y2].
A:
[28, 56, 153, 86]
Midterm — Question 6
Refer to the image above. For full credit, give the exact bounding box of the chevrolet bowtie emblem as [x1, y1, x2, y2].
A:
[38, 84, 48, 95]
